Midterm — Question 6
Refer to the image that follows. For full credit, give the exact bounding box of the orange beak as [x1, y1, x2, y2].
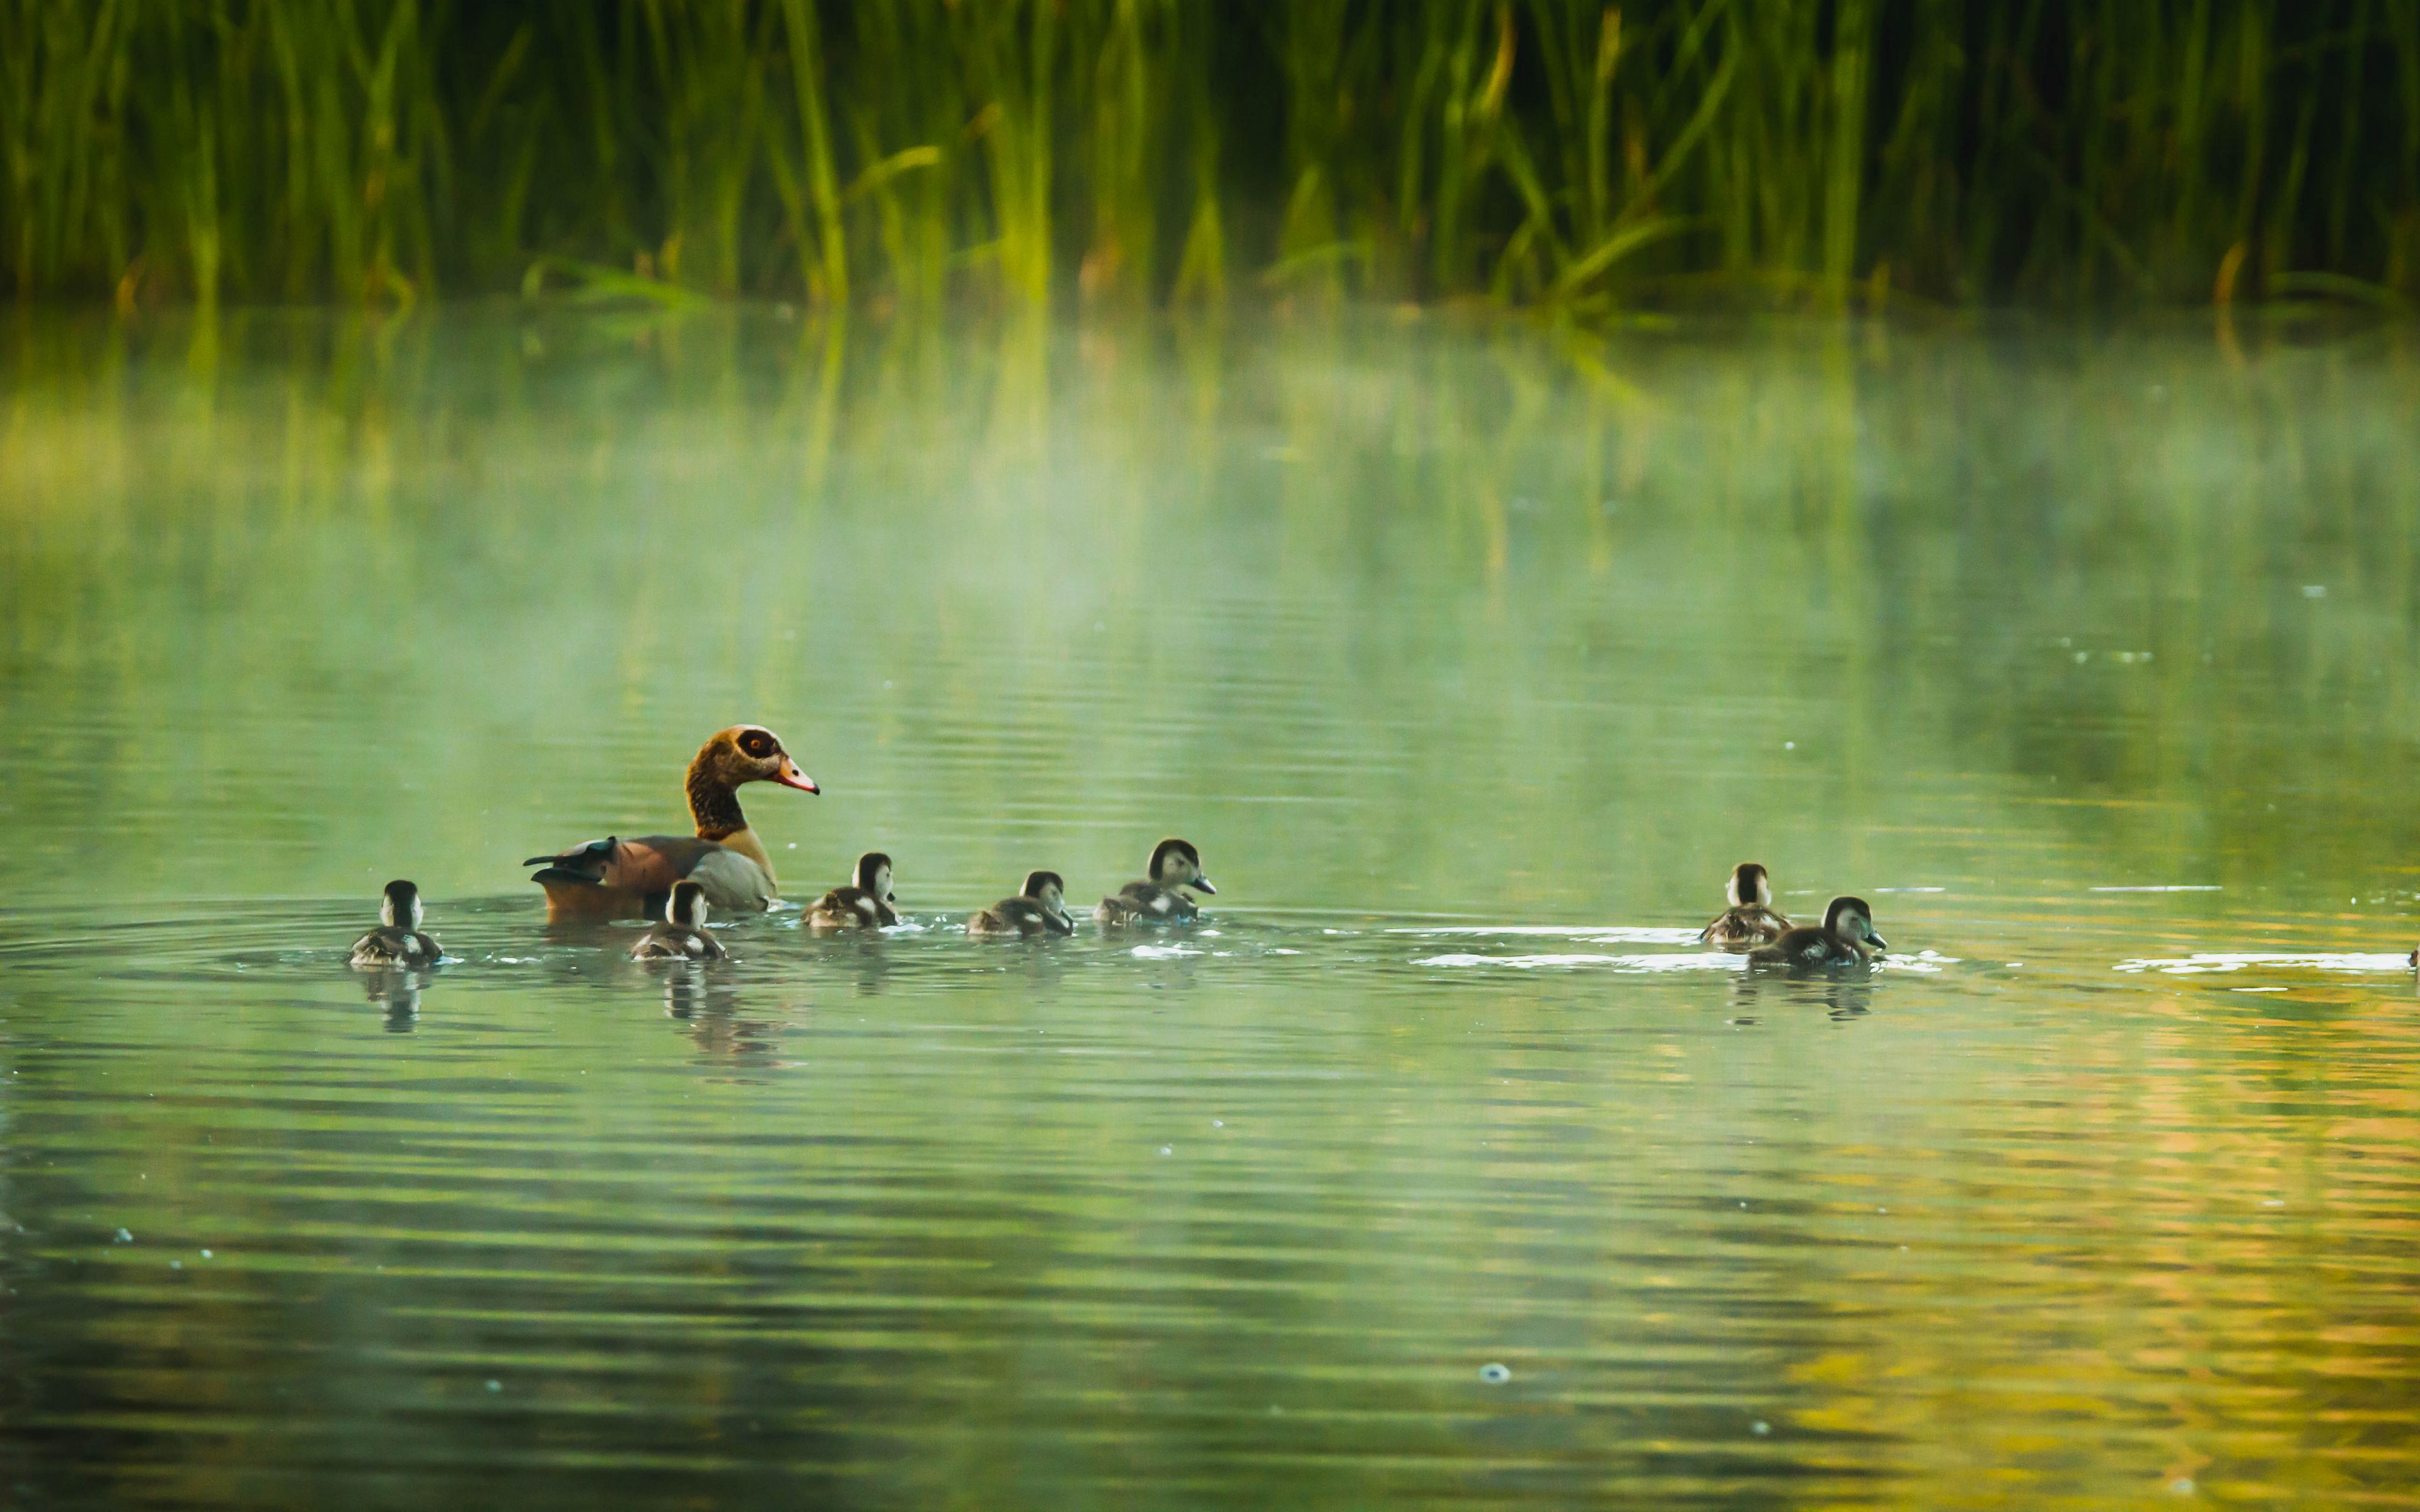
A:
[775, 755, 820, 794]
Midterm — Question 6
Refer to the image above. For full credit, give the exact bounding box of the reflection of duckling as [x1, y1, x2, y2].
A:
[1747, 895, 1886, 968]
[1727, 969, 1875, 1021]
[662, 961, 721, 1019]
[631, 881, 727, 961]
[968, 871, 1077, 937]
[807, 852, 900, 931]
[360, 969, 424, 1031]
[1812, 976, 1877, 1019]
[1096, 839, 1215, 926]
[350, 881, 442, 967]
[662, 967, 778, 1060]
[1699, 862, 1791, 949]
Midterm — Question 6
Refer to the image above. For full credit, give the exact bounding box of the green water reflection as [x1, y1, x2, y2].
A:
[1, 307, 2417, 1508]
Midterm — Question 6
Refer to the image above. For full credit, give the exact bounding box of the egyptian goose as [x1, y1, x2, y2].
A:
[1698, 862, 1792, 949]
[524, 725, 817, 921]
[1095, 838, 1216, 926]
[968, 870, 1077, 937]
[1746, 895, 1887, 968]
[350, 879, 442, 967]
[806, 852, 901, 931]
[630, 880, 727, 960]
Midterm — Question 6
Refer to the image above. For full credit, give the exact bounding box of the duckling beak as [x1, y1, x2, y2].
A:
[773, 755, 820, 794]
[1190, 877, 1217, 895]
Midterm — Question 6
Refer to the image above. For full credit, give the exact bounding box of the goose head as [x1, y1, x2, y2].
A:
[694, 725, 819, 796]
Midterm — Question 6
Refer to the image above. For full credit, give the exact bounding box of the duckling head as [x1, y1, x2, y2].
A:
[1824, 895, 1886, 951]
[379, 879, 424, 932]
[1148, 838, 1214, 895]
[697, 725, 820, 796]
[854, 851, 896, 907]
[1020, 870, 1068, 912]
[1726, 862, 1773, 908]
[668, 879, 711, 929]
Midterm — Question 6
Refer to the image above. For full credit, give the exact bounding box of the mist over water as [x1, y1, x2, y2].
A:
[4, 307, 2419, 1506]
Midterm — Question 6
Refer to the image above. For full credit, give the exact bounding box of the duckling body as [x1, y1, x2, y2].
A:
[631, 881, 727, 961]
[969, 871, 1077, 937]
[352, 925, 442, 969]
[631, 923, 726, 961]
[350, 880, 442, 968]
[1747, 895, 1886, 969]
[808, 852, 901, 931]
[526, 726, 818, 922]
[1096, 839, 1216, 927]
[1700, 862, 1792, 949]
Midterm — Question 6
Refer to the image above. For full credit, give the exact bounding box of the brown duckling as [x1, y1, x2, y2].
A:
[525, 725, 817, 922]
[350, 879, 442, 968]
[630, 880, 727, 961]
[968, 871, 1077, 937]
[1746, 895, 1887, 968]
[807, 852, 901, 931]
[1699, 862, 1792, 949]
[1096, 838, 1216, 927]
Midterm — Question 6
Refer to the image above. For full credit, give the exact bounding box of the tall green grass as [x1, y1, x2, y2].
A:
[5, 1, 2417, 311]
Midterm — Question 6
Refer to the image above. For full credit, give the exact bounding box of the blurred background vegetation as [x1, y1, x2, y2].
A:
[4, 0, 2418, 314]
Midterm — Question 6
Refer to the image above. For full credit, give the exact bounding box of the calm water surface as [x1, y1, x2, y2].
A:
[3, 307, 2419, 1508]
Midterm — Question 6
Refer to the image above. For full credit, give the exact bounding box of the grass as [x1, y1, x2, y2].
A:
[3, 1, 2417, 312]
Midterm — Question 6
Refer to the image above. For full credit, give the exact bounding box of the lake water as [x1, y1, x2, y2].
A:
[3, 306, 2418, 1507]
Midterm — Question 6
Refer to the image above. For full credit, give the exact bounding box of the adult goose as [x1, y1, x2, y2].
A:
[524, 725, 817, 922]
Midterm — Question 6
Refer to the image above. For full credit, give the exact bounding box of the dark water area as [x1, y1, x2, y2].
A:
[2, 306, 2418, 1507]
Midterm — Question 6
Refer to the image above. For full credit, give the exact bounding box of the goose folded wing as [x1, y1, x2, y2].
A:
[526, 835, 729, 896]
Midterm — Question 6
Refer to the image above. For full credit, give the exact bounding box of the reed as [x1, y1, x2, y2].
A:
[4, 0, 2417, 311]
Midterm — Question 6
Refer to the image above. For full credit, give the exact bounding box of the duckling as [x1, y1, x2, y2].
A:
[1746, 895, 1887, 968]
[350, 880, 442, 968]
[968, 871, 1078, 937]
[1096, 838, 1216, 926]
[1699, 862, 1792, 949]
[631, 880, 727, 961]
[807, 852, 901, 931]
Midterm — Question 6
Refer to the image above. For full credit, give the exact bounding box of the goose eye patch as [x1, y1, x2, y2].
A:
[738, 731, 776, 759]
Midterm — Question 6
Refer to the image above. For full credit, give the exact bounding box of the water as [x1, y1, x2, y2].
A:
[4, 306, 2419, 1507]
